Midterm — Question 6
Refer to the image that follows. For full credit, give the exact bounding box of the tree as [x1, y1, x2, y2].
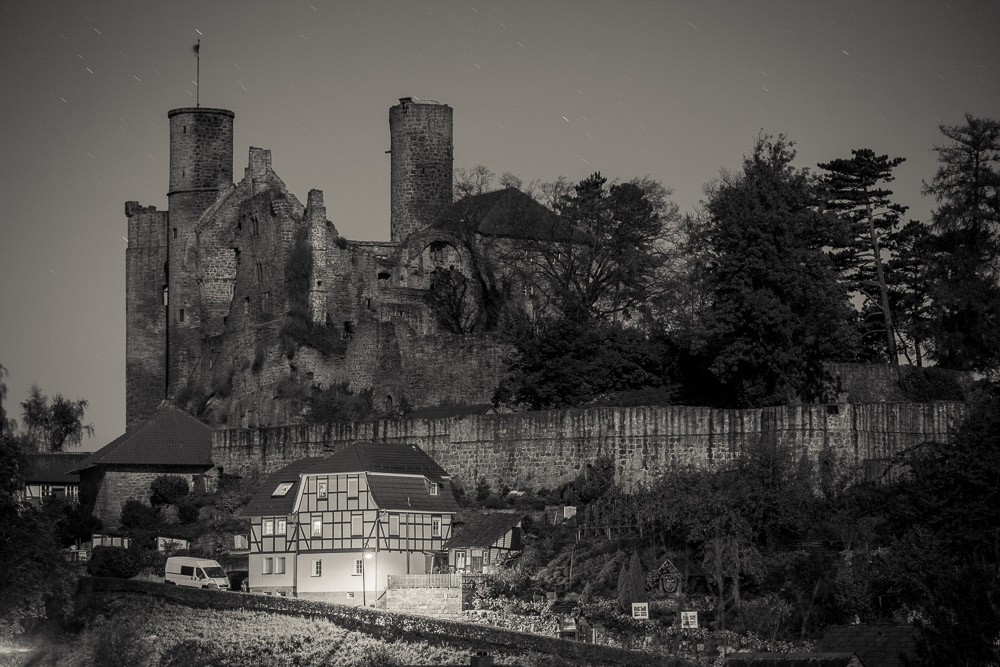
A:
[19, 384, 93, 452]
[883, 220, 936, 366]
[818, 149, 908, 363]
[701, 134, 858, 407]
[453, 164, 495, 200]
[150, 475, 190, 506]
[616, 552, 646, 613]
[919, 114, 1000, 372]
[519, 173, 673, 323]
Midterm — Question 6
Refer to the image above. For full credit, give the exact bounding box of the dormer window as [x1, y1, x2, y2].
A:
[429, 482, 438, 496]
[271, 482, 294, 497]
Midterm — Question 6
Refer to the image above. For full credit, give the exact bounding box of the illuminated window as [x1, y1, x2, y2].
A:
[312, 559, 322, 577]
[263, 557, 273, 575]
[272, 482, 293, 497]
[312, 518, 322, 537]
[317, 480, 328, 500]
[432, 517, 441, 538]
[347, 477, 358, 499]
[351, 513, 363, 537]
[262, 519, 274, 536]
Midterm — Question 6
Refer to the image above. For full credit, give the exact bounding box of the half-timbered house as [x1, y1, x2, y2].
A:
[240, 442, 459, 604]
[445, 512, 524, 574]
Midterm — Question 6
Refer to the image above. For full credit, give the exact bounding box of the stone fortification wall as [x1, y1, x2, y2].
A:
[212, 402, 964, 491]
[386, 587, 469, 620]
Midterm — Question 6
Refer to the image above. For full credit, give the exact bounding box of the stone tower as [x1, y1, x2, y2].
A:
[165, 107, 234, 396]
[389, 98, 453, 242]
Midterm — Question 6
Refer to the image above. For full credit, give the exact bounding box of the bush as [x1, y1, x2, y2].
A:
[120, 499, 163, 531]
[898, 366, 968, 402]
[87, 546, 139, 579]
[150, 475, 190, 506]
[177, 498, 200, 524]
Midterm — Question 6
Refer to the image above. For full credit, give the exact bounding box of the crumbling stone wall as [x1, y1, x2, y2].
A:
[213, 402, 965, 492]
[88, 465, 215, 527]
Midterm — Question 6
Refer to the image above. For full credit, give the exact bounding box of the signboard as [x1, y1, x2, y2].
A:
[631, 602, 649, 619]
[680, 611, 699, 629]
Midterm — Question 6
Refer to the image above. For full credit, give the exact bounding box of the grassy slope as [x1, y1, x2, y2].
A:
[1, 580, 688, 667]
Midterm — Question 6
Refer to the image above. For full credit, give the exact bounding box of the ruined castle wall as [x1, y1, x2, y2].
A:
[125, 204, 169, 427]
[212, 402, 964, 491]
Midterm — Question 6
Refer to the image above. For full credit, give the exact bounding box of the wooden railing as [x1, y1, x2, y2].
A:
[386, 573, 486, 589]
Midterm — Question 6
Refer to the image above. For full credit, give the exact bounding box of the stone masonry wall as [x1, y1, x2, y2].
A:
[386, 586, 468, 620]
[212, 402, 965, 492]
[92, 466, 214, 527]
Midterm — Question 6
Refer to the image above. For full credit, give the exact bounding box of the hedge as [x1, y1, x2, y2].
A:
[76, 577, 691, 666]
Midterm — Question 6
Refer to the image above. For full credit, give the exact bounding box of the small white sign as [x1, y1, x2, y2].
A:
[631, 602, 649, 619]
[681, 611, 699, 629]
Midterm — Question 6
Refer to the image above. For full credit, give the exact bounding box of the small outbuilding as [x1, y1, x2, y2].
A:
[21, 452, 89, 505]
[445, 512, 524, 573]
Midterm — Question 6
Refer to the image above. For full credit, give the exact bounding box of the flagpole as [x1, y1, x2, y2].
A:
[195, 39, 200, 107]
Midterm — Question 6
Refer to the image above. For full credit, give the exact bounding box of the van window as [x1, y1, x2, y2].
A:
[203, 566, 227, 579]
[180, 565, 194, 576]
[196, 569, 207, 579]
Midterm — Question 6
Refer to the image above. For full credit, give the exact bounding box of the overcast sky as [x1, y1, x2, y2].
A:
[1, 0, 997, 450]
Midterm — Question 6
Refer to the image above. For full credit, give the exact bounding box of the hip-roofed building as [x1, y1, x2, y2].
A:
[240, 442, 458, 604]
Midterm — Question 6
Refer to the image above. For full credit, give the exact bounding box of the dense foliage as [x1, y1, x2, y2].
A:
[149, 475, 190, 506]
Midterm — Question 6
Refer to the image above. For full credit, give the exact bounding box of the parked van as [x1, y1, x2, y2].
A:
[164, 557, 230, 590]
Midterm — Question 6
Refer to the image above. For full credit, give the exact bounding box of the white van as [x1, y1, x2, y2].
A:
[164, 557, 230, 590]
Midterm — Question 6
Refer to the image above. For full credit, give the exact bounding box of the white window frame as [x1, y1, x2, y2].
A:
[317, 480, 328, 500]
[276, 557, 285, 575]
[429, 482, 438, 496]
[312, 559, 322, 577]
[354, 558, 363, 575]
[276, 518, 286, 535]
[263, 557, 273, 575]
[351, 513, 363, 537]
[312, 517, 322, 537]
[262, 519, 274, 536]
[432, 516, 441, 538]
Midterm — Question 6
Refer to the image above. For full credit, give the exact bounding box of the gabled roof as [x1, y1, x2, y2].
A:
[446, 512, 522, 549]
[23, 453, 89, 484]
[723, 654, 861, 667]
[406, 403, 495, 420]
[817, 625, 916, 667]
[308, 443, 450, 478]
[69, 404, 212, 472]
[240, 457, 322, 518]
[367, 474, 459, 513]
[440, 188, 573, 242]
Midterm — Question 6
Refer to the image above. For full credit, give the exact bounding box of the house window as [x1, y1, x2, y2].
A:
[347, 592, 355, 599]
[262, 519, 274, 536]
[432, 517, 441, 538]
[271, 482, 293, 497]
[317, 480, 328, 500]
[276, 518, 286, 535]
[347, 477, 358, 499]
[275, 557, 285, 575]
[429, 482, 438, 496]
[263, 557, 273, 575]
[351, 513, 363, 537]
[312, 559, 322, 577]
[354, 559, 363, 575]
[312, 518, 322, 537]
[389, 514, 399, 536]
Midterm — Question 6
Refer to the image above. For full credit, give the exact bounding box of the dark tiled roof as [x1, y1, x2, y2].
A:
[406, 403, 494, 420]
[723, 654, 859, 667]
[441, 188, 574, 242]
[310, 443, 449, 477]
[446, 512, 522, 549]
[23, 453, 89, 484]
[817, 625, 917, 667]
[240, 457, 323, 518]
[367, 474, 460, 513]
[70, 405, 212, 472]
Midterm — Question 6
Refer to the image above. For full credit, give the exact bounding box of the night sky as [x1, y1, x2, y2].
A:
[1, 1, 997, 450]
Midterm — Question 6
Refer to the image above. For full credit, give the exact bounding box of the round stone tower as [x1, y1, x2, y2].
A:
[389, 97, 453, 243]
[165, 107, 234, 394]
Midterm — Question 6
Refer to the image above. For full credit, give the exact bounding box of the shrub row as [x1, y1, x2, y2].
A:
[77, 577, 691, 666]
